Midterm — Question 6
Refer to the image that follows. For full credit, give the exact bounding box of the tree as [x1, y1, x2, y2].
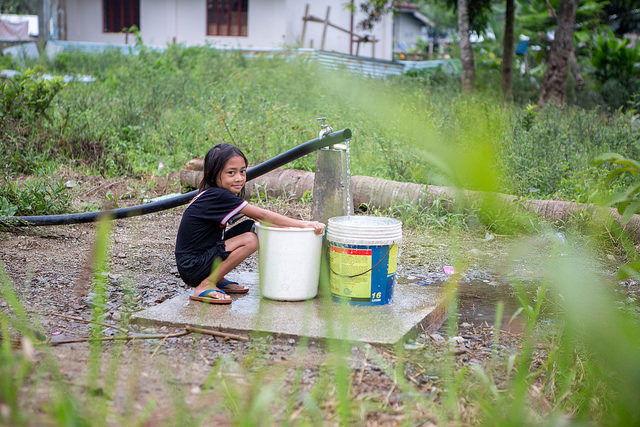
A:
[0, 0, 36, 14]
[458, 0, 476, 92]
[538, 0, 578, 106]
[501, 0, 515, 98]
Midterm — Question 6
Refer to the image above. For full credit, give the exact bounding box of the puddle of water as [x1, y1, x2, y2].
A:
[398, 272, 530, 333]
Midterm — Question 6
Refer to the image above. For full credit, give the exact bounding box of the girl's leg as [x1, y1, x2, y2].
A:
[193, 231, 258, 298]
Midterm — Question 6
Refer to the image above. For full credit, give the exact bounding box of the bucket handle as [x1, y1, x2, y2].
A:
[329, 246, 393, 278]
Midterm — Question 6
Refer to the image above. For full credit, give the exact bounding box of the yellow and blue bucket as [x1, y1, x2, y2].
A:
[327, 216, 402, 306]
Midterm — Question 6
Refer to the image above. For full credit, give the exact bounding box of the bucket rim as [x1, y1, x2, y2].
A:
[328, 215, 402, 227]
[255, 222, 320, 233]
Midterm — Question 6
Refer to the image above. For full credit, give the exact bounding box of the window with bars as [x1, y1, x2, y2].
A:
[103, 0, 140, 33]
[207, 0, 248, 37]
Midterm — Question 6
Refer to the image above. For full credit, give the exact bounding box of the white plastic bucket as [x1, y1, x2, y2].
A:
[255, 223, 323, 301]
[327, 216, 402, 305]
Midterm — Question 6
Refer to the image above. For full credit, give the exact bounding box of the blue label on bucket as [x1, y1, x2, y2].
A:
[329, 242, 397, 306]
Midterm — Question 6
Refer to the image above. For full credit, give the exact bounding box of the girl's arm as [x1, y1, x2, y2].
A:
[240, 203, 325, 234]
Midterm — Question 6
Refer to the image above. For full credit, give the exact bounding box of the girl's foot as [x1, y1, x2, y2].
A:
[190, 289, 231, 304]
[216, 280, 249, 294]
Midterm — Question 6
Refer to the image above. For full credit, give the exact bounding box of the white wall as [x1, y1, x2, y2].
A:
[66, 0, 131, 44]
[64, 0, 392, 59]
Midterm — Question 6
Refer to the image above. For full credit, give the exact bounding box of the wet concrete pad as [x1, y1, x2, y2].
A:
[132, 272, 444, 345]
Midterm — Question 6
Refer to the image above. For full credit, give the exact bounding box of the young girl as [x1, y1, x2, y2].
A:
[175, 144, 325, 304]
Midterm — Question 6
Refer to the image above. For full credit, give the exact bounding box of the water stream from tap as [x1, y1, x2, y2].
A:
[344, 139, 352, 216]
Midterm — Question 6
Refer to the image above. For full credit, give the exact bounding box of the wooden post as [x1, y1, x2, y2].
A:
[321, 6, 330, 50]
[372, 38, 375, 58]
[300, 4, 310, 48]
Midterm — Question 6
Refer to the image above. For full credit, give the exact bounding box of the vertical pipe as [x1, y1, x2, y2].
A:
[312, 148, 353, 224]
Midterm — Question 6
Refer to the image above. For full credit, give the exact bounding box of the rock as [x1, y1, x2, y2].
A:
[428, 333, 445, 344]
[64, 180, 77, 188]
[448, 336, 465, 344]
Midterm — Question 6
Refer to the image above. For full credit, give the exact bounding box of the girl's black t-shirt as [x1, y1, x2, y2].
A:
[174, 187, 248, 262]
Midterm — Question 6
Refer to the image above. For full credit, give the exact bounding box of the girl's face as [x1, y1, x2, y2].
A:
[216, 155, 247, 195]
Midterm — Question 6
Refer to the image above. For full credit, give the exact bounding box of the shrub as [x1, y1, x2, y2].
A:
[0, 176, 71, 216]
[590, 33, 640, 110]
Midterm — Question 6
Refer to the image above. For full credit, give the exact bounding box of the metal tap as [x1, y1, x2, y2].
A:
[317, 117, 333, 139]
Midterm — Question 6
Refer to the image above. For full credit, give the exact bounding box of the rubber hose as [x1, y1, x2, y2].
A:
[0, 129, 352, 227]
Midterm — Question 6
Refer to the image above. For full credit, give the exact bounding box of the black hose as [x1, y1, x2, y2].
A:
[0, 128, 352, 227]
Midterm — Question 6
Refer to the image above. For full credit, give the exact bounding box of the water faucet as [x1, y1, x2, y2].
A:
[317, 117, 333, 139]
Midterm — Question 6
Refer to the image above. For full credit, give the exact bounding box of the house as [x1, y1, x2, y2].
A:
[392, 2, 450, 59]
[59, 0, 393, 60]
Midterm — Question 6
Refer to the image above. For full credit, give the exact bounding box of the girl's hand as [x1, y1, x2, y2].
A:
[305, 221, 326, 235]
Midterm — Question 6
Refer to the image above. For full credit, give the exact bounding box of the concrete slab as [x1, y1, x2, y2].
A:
[132, 272, 444, 345]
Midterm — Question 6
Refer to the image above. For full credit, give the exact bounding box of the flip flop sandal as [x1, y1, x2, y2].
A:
[189, 289, 231, 304]
[216, 280, 249, 294]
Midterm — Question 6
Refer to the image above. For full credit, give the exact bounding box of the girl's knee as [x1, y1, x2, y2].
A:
[244, 231, 258, 251]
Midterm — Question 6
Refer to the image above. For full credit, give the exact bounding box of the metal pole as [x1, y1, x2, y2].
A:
[312, 148, 353, 224]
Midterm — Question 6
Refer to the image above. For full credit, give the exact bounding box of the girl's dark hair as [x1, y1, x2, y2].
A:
[198, 144, 248, 198]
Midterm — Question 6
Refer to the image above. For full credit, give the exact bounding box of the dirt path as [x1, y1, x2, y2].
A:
[0, 175, 529, 424]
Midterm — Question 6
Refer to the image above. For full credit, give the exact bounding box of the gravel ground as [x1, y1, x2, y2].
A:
[0, 174, 535, 424]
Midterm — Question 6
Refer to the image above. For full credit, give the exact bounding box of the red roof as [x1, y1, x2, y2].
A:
[395, 2, 419, 11]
